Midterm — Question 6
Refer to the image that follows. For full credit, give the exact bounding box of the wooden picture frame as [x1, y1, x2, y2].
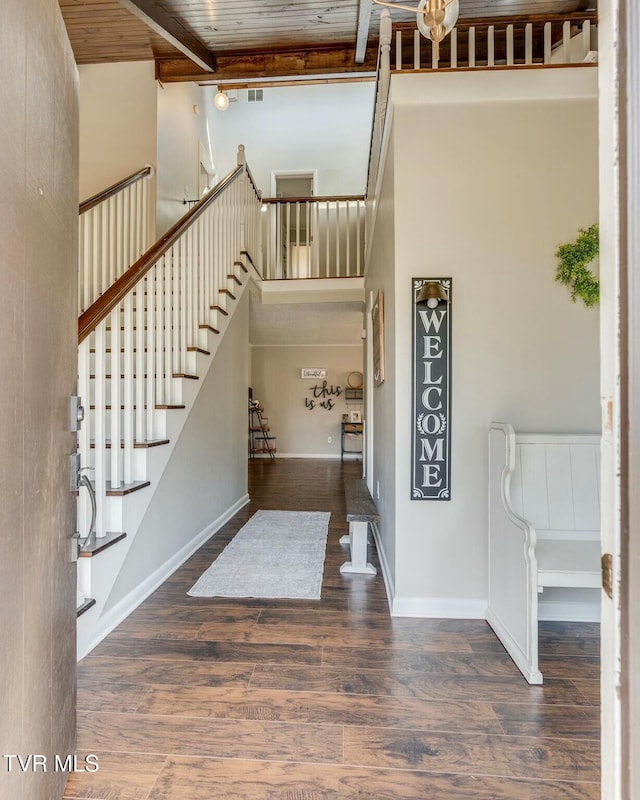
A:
[372, 290, 385, 386]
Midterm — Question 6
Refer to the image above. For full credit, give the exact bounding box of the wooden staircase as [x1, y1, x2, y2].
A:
[75, 147, 262, 657]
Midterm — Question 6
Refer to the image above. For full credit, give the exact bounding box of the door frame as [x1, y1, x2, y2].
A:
[599, 1, 640, 796]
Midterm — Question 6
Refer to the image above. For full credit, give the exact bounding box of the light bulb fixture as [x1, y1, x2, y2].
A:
[373, 0, 459, 61]
[415, 281, 448, 307]
[214, 90, 229, 111]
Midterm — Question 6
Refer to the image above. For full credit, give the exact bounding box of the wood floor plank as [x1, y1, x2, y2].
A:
[91, 635, 322, 666]
[150, 756, 600, 800]
[250, 664, 593, 705]
[77, 680, 151, 713]
[78, 656, 255, 688]
[63, 751, 166, 799]
[76, 711, 343, 764]
[343, 726, 600, 782]
[492, 702, 600, 739]
[571, 680, 601, 706]
[538, 655, 600, 681]
[321, 646, 522, 676]
[130, 684, 505, 733]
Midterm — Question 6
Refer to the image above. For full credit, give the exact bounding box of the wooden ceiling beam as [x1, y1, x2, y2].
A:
[118, 0, 216, 72]
[355, 0, 374, 64]
[156, 43, 379, 83]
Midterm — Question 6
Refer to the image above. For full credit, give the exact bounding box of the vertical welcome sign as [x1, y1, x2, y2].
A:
[411, 278, 452, 500]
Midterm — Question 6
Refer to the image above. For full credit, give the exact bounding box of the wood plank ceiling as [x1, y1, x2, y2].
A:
[59, 0, 597, 82]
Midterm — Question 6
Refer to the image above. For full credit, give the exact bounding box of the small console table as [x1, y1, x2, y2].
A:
[341, 421, 363, 462]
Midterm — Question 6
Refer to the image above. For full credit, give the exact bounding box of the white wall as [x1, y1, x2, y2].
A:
[370, 69, 600, 617]
[79, 62, 157, 202]
[206, 82, 376, 196]
[105, 291, 250, 610]
[251, 345, 363, 457]
[156, 81, 215, 235]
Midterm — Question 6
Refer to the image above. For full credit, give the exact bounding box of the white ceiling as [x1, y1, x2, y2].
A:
[249, 295, 365, 346]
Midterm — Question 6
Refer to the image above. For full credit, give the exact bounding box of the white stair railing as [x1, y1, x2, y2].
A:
[391, 13, 597, 72]
[79, 166, 153, 314]
[261, 195, 365, 279]
[77, 146, 261, 538]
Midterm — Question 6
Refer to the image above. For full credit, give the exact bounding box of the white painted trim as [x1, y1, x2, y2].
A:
[390, 66, 598, 106]
[250, 344, 363, 349]
[486, 607, 544, 684]
[270, 453, 362, 460]
[77, 494, 250, 659]
[392, 595, 487, 619]
[370, 520, 394, 614]
[538, 598, 601, 623]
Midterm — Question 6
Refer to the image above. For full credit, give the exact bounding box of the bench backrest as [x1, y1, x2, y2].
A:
[509, 434, 600, 541]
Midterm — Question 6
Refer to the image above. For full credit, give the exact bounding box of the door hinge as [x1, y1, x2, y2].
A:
[602, 553, 613, 599]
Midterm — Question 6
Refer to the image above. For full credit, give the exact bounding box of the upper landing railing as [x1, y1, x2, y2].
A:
[392, 12, 597, 72]
[261, 195, 366, 280]
[367, 10, 598, 200]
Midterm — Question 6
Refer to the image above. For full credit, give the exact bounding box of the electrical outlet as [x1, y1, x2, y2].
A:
[376, 480, 380, 499]
[327, 436, 332, 443]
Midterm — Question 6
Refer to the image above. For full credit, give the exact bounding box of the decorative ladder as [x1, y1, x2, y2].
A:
[249, 395, 276, 459]
[75, 146, 262, 630]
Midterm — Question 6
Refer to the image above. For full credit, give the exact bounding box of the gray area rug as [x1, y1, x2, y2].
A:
[187, 510, 331, 599]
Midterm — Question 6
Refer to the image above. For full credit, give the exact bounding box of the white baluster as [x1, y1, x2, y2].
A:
[468, 26, 476, 67]
[335, 201, 340, 277]
[356, 200, 362, 276]
[563, 20, 571, 63]
[414, 29, 420, 70]
[135, 280, 144, 449]
[314, 200, 320, 277]
[396, 29, 402, 71]
[94, 322, 107, 536]
[109, 305, 121, 489]
[450, 28, 457, 68]
[544, 22, 552, 64]
[525, 23, 533, 65]
[164, 252, 172, 404]
[506, 24, 514, 65]
[123, 292, 134, 485]
[488, 25, 495, 67]
[582, 20, 591, 61]
[346, 201, 351, 277]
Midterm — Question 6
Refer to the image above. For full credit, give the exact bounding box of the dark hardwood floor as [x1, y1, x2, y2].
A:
[65, 459, 600, 799]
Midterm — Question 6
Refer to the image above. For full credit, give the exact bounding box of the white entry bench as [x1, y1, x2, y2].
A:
[487, 423, 601, 684]
[340, 479, 379, 575]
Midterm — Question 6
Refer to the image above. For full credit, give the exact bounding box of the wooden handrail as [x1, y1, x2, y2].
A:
[79, 166, 153, 214]
[390, 11, 598, 31]
[262, 195, 366, 204]
[78, 164, 243, 344]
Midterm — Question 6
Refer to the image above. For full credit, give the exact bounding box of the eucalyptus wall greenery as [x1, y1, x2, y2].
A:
[555, 224, 600, 308]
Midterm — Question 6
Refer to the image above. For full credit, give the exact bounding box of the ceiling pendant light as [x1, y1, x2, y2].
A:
[214, 89, 229, 111]
[373, 0, 459, 61]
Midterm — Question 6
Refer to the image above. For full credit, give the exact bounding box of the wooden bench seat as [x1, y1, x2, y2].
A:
[488, 423, 601, 684]
[340, 479, 379, 575]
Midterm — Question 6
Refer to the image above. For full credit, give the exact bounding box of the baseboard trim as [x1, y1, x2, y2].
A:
[273, 453, 362, 460]
[538, 599, 601, 622]
[78, 493, 250, 660]
[392, 595, 487, 619]
[370, 520, 394, 614]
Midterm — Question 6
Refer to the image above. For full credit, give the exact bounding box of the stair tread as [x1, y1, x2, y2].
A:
[89, 404, 185, 410]
[76, 598, 96, 617]
[199, 324, 220, 334]
[90, 438, 170, 449]
[227, 274, 242, 285]
[234, 260, 249, 273]
[210, 305, 229, 316]
[220, 289, 236, 300]
[79, 530, 127, 558]
[187, 346, 211, 355]
[106, 480, 151, 496]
